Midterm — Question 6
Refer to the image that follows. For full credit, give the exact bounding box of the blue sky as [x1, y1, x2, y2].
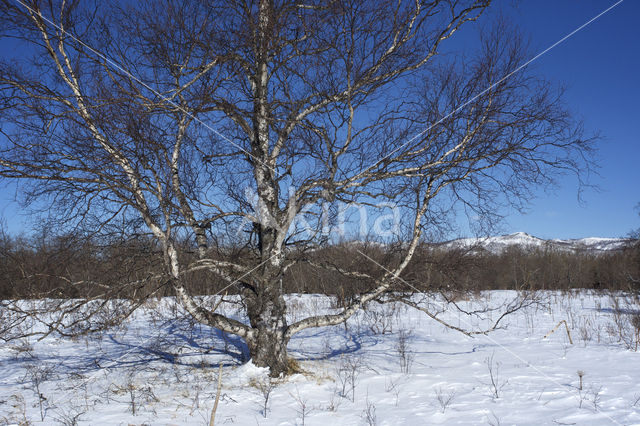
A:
[490, 0, 640, 239]
[1, 1, 638, 239]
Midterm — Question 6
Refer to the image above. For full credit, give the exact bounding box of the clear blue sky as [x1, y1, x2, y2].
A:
[0, 1, 638, 239]
[491, 0, 640, 239]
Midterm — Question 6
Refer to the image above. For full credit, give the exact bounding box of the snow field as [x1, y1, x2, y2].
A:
[1, 291, 639, 425]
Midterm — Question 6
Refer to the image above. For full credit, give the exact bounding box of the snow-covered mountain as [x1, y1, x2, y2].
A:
[441, 232, 633, 254]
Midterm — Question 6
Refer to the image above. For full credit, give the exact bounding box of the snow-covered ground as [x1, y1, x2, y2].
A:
[1, 291, 639, 425]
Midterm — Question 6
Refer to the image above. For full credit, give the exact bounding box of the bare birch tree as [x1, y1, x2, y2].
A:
[0, 0, 593, 375]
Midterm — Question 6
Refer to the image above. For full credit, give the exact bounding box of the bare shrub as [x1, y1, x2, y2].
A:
[488, 412, 502, 426]
[289, 387, 312, 426]
[589, 385, 603, 411]
[2, 394, 31, 425]
[485, 353, 508, 399]
[364, 302, 399, 335]
[109, 370, 159, 416]
[609, 297, 640, 350]
[575, 372, 603, 411]
[325, 390, 341, 413]
[578, 319, 592, 346]
[395, 329, 415, 374]
[66, 372, 91, 412]
[335, 353, 364, 402]
[8, 339, 34, 359]
[435, 387, 457, 413]
[385, 377, 402, 406]
[632, 315, 640, 351]
[24, 363, 56, 422]
[250, 376, 277, 418]
[361, 396, 377, 426]
[52, 405, 86, 426]
[578, 388, 588, 409]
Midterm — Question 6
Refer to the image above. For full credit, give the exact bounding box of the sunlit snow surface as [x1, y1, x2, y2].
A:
[1, 291, 639, 425]
[443, 232, 632, 254]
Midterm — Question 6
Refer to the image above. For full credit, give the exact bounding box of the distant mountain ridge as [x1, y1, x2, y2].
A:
[441, 232, 634, 253]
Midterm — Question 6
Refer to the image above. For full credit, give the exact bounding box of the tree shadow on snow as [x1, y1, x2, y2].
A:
[596, 307, 640, 315]
[287, 325, 367, 361]
[98, 320, 250, 370]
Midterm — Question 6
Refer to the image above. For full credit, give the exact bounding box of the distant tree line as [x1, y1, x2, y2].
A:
[1, 231, 638, 301]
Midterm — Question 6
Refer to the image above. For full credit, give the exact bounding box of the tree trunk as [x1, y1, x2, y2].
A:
[245, 280, 290, 377]
[247, 326, 290, 377]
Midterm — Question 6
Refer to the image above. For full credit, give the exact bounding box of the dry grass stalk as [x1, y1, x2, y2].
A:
[209, 364, 223, 426]
[544, 320, 573, 344]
